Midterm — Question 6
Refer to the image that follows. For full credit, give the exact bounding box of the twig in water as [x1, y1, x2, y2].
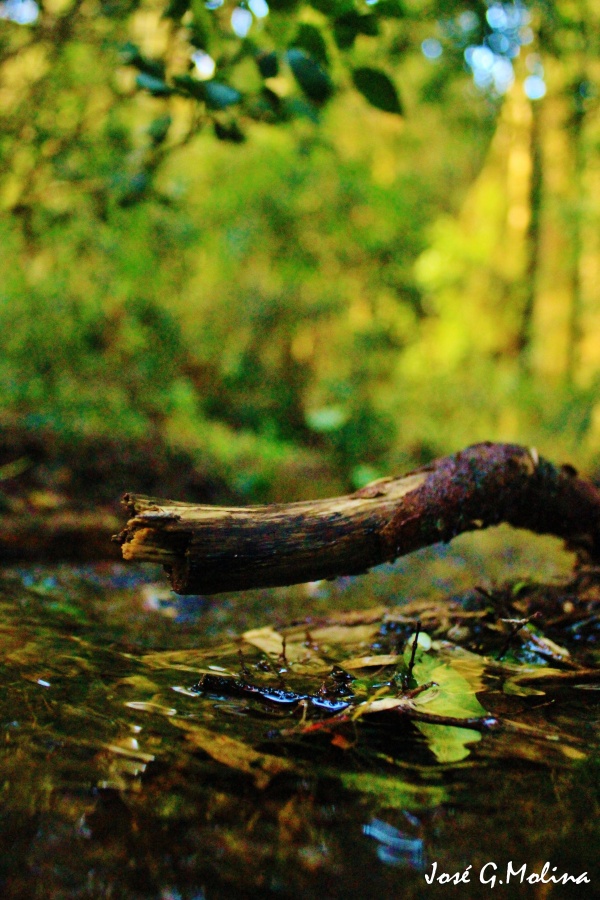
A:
[496, 614, 539, 661]
[403, 622, 422, 690]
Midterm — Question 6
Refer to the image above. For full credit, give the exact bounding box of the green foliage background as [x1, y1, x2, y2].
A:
[1, 0, 599, 501]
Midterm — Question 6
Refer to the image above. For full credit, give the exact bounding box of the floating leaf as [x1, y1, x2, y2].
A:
[286, 49, 333, 104]
[352, 67, 403, 114]
[411, 650, 487, 763]
[310, 622, 381, 648]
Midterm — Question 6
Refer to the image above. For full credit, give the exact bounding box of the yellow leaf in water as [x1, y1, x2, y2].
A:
[309, 623, 380, 647]
[242, 626, 285, 656]
[342, 654, 401, 670]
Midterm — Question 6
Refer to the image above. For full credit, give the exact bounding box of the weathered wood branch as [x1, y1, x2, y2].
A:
[114, 442, 600, 595]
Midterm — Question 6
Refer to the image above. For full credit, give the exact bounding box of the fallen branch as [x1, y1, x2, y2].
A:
[114, 442, 600, 594]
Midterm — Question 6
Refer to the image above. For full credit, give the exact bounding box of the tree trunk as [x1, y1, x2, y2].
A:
[517, 96, 543, 372]
[114, 442, 600, 595]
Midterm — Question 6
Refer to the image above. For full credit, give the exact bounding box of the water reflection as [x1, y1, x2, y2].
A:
[363, 818, 425, 870]
[0, 557, 599, 897]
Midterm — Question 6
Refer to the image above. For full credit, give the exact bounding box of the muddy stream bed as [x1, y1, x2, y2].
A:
[1, 527, 599, 899]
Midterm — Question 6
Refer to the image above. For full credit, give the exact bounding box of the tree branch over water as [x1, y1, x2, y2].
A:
[114, 442, 600, 595]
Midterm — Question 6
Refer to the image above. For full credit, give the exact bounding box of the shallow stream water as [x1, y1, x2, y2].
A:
[1, 528, 599, 899]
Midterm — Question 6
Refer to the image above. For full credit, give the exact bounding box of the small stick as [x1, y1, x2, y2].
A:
[403, 622, 422, 690]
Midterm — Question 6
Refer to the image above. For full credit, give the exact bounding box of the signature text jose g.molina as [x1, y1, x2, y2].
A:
[425, 861, 590, 888]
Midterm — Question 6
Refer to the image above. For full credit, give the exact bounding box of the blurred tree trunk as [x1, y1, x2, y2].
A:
[564, 2, 594, 385]
[565, 89, 585, 385]
[517, 96, 543, 374]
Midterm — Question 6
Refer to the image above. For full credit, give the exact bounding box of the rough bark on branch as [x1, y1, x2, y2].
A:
[114, 442, 600, 595]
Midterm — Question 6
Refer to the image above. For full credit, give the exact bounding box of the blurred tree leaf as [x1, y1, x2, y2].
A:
[136, 73, 174, 97]
[268, 0, 301, 9]
[374, 0, 406, 18]
[214, 119, 246, 142]
[147, 114, 172, 144]
[286, 48, 333, 104]
[163, 0, 190, 18]
[308, 0, 353, 14]
[204, 81, 243, 110]
[352, 67, 403, 114]
[173, 74, 207, 99]
[256, 51, 279, 79]
[121, 42, 166, 78]
[334, 12, 379, 50]
[190, 0, 212, 49]
[292, 23, 329, 68]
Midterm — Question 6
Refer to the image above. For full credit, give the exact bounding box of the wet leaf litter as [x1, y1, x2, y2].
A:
[2, 535, 600, 897]
[180, 588, 593, 771]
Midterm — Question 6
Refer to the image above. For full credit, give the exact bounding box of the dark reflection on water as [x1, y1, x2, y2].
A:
[0, 543, 599, 899]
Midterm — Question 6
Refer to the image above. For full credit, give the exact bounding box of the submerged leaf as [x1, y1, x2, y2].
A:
[173, 719, 295, 788]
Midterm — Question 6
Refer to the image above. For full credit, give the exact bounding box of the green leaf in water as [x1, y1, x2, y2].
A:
[409, 643, 487, 763]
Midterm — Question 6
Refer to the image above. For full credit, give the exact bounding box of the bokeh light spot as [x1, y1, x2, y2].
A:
[524, 75, 546, 100]
[192, 50, 216, 80]
[248, 0, 269, 18]
[231, 7, 253, 38]
[0, 0, 39, 24]
[421, 38, 443, 60]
